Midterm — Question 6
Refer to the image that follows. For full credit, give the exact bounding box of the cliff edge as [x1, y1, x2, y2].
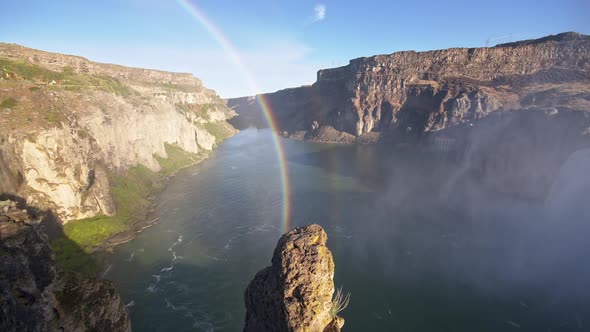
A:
[228, 32, 590, 144]
[244, 224, 345, 332]
[0, 199, 130, 331]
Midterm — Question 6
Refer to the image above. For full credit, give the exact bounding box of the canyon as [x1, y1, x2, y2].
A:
[0, 44, 237, 331]
[1, 32, 590, 331]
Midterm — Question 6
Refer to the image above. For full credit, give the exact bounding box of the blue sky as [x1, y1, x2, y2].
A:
[1, 0, 589, 97]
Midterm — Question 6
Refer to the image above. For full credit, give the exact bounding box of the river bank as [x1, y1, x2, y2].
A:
[50, 143, 219, 275]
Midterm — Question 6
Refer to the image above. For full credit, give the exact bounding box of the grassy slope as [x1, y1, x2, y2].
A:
[176, 102, 236, 144]
[203, 121, 236, 144]
[52, 144, 206, 274]
[0, 58, 132, 96]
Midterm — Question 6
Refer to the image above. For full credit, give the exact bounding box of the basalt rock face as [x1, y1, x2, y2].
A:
[0, 200, 130, 331]
[0, 43, 237, 222]
[244, 224, 344, 332]
[228, 32, 590, 143]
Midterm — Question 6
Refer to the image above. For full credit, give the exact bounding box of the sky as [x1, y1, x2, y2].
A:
[1, 0, 589, 98]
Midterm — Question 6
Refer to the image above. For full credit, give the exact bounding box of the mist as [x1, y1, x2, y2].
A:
[334, 109, 590, 327]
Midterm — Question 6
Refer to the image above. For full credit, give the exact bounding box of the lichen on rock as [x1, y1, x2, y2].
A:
[244, 224, 345, 332]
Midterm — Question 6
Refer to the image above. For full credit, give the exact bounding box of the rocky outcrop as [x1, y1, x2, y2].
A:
[0, 200, 130, 331]
[0, 43, 237, 222]
[244, 224, 345, 332]
[52, 272, 131, 332]
[228, 32, 590, 143]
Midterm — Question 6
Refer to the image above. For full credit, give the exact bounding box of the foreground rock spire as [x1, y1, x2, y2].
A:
[244, 224, 345, 332]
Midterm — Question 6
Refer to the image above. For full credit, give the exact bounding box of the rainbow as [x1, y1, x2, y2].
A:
[177, 0, 292, 233]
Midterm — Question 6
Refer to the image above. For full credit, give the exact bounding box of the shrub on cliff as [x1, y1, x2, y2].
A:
[0, 97, 17, 109]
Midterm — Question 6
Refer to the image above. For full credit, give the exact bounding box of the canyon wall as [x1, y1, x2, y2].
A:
[228, 32, 590, 144]
[0, 43, 237, 222]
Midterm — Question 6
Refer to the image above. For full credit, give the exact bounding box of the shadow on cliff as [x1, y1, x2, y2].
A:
[0, 193, 102, 276]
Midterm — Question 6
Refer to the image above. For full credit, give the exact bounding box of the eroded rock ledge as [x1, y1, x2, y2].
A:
[0, 200, 130, 331]
[244, 224, 345, 332]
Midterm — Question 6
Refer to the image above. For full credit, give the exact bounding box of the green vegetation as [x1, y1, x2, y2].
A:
[156, 82, 197, 92]
[97, 75, 132, 96]
[77, 128, 90, 139]
[63, 215, 128, 248]
[177, 103, 211, 119]
[61, 66, 75, 75]
[51, 237, 102, 276]
[177, 102, 232, 122]
[51, 165, 161, 274]
[154, 143, 200, 176]
[194, 103, 215, 120]
[203, 121, 234, 144]
[0, 58, 64, 82]
[329, 287, 351, 318]
[28, 86, 40, 92]
[0, 58, 134, 96]
[46, 110, 59, 123]
[51, 144, 209, 274]
[58, 164, 162, 248]
[64, 85, 82, 92]
[110, 164, 163, 217]
[0, 97, 17, 109]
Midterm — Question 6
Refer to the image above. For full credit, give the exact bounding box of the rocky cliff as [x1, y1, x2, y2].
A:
[0, 43, 237, 223]
[228, 32, 590, 143]
[0, 199, 130, 331]
[244, 224, 345, 332]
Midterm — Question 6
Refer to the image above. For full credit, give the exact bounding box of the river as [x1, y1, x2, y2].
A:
[105, 128, 590, 331]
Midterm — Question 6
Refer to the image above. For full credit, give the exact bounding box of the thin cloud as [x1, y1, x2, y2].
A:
[313, 4, 326, 22]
